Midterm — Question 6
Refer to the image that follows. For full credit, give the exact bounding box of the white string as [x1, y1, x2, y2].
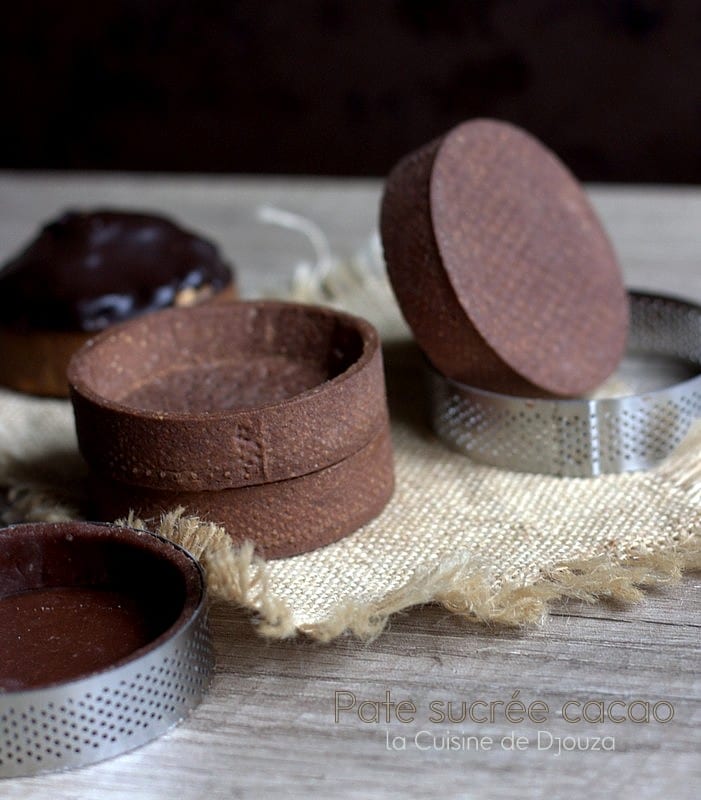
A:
[256, 205, 335, 286]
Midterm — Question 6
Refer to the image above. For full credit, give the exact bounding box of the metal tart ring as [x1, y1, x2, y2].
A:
[430, 292, 701, 477]
[0, 522, 212, 778]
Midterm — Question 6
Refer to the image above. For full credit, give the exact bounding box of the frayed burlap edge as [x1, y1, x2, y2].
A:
[2, 485, 78, 524]
[115, 426, 701, 641]
[109, 503, 699, 643]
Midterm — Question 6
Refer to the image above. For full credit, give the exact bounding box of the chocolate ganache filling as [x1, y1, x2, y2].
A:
[0, 209, 233, 333]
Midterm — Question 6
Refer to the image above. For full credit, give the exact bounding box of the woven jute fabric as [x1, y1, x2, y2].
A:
[1, 242, 699, 640]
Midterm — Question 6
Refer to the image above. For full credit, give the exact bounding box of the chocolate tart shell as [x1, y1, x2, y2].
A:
[88, 424, 395, 560]
[0, 521, 213, 777]
[0, 521, 204, 690]
[69, 300, 389, 491]
[380, 118, 629, 397]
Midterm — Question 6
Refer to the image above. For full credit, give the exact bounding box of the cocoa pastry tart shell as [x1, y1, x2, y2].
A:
[69, 300, 390, 492]
[0, 521, 213, 777]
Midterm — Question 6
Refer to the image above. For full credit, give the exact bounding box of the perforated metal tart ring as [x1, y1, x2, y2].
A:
[430, 292, 701, 477]
[0, 522, 213, 778]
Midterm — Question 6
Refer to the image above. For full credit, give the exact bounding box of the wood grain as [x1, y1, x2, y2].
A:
[0, 174, 699, 799]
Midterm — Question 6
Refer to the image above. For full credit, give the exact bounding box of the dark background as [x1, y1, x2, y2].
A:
[2, 0, 700, 181]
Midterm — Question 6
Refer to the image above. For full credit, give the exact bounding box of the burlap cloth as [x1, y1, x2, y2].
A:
[1, 234, 699, 640]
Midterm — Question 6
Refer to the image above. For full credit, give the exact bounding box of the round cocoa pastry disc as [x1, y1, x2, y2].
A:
[381, 118, 629, 397]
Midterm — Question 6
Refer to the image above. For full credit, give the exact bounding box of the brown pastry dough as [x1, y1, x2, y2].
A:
[89, 426, 395, 560]
[0, 521, 202, 690]
[381, 118, 629, 397]
[69, 300, 394, 557]
[69, 300, 389, 490]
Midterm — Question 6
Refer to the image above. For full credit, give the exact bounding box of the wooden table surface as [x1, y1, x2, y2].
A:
[0, 174, 699, 799]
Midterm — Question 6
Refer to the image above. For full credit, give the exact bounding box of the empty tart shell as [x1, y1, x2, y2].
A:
[69, 300, 390, 491]
[68, 300, 394, 558]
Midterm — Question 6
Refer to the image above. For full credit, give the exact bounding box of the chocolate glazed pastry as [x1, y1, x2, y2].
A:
[381, 119, 629, 397]
[0, 209, 237, 397]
